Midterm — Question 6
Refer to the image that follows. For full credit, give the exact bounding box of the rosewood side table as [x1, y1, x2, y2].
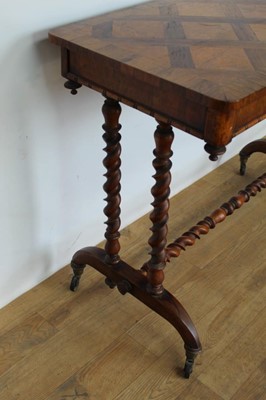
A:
[49, 0, 266, 378]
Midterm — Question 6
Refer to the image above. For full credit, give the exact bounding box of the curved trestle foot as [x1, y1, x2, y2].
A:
[239, 139, 266, 175]
[71, 246, 201, 377]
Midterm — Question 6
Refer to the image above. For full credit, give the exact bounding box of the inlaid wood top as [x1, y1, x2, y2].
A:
[49, 0, 266, 151]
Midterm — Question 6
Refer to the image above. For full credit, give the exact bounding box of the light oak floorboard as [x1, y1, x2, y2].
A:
[0, 153, 265, 400]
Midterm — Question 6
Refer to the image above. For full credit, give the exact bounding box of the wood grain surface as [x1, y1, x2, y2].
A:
[0, 153, 265, 399]
[49, 0, 266, 149]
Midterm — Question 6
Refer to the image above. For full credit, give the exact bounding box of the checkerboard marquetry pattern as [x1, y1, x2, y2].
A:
[53, 0, 266, 102]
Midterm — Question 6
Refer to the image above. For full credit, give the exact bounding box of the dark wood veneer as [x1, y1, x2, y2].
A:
[50, 0, 266, 155]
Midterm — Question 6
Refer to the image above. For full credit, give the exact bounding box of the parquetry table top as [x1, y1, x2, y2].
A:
[49, 0, 266, 150]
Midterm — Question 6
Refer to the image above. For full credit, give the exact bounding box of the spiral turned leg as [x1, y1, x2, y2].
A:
[69, 97, 122, 292]
[239, 139, 266, 175]
[102, 97, 122, 266]
[165, 173, 266, 260]
[146, 121, 174, 296]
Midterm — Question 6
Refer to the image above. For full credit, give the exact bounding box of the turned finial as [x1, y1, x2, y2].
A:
[204, 143, 226, 161]
[64, 80, 82, 95]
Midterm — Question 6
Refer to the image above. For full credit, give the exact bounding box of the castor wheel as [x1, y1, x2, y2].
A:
[70, 275, 80, 292]
[240, 162, 246, 176]
[69, 262, 86, 292]
[239, 156, 248, 176]
[183, 345, 200, 378]
[183, 359, 193, 379]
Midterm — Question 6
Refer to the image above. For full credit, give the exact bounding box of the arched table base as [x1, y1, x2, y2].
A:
[70, 246, 202, 378]
[240, 139, 266, 175]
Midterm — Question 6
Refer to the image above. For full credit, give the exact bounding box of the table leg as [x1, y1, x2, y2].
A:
[146, 121, 174, 296]
[145, 121, 201, 377]
[69, 104, 201, 378]
[70, 97, 122, 291]
[240, 139, 266, 175]
[101, 98, 122, 265]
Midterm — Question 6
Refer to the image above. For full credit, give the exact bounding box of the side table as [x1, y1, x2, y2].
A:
[49, 0, 266, 378]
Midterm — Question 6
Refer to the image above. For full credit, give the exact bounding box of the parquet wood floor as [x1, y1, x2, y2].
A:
[0, 153, 265, 399]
